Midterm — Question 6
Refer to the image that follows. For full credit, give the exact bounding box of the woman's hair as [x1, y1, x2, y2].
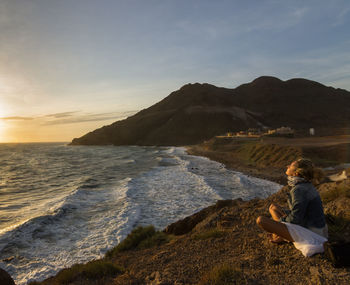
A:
[294, 158, 314, 181]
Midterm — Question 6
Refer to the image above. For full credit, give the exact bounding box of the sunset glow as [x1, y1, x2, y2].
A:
[0, 120, 5, 142]
[0, 100, 7, 142]
[0, 0, 349, 143]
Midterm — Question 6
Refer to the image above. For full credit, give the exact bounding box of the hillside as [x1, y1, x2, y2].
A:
[70, 76, 350, 146]
[187, 135, 350, 184]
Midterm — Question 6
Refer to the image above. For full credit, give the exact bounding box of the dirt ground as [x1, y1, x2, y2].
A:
[261, 135, 350, 147]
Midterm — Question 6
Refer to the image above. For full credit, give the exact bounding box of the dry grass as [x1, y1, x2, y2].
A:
[192, 229, 226, 240]
[326, 214, 350, 240]
[52, 260, 123, 284]
[321, 183, 350, 204]
[198, 264, 248, 285]
[106, 225, 172, 258]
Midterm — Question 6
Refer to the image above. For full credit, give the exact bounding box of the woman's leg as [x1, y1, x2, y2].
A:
[256, 216, 294, 242]
[267, 204, 289, 242]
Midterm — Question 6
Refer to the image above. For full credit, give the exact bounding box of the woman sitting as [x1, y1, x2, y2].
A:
[256, 158, 328, 256]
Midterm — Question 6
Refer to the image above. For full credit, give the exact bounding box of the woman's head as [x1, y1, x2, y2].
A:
[286, 158, 314, 180]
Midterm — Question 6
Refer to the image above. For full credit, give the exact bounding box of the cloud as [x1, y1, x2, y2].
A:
[44, 111, 79, 118]
[1, 110, 139, 128]
[1, 116, 33, 121]
[244, 6, 309, 34]
[292, 7, 308, 19]
[332, 6, 350, 27]
[41, 110, 138, 125]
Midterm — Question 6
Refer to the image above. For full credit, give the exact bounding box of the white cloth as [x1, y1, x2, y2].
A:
[283, 222, 328, 257]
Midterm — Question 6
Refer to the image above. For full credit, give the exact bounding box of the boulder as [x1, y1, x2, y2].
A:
[0, 268, 15, 285]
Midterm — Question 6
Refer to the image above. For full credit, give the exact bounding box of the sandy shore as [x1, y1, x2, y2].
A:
[187, 135, 350, 184]
[186, 145, 286, 184]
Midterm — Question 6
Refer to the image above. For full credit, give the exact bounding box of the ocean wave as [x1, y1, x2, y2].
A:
[156, 156, 180, 167]
[0, 176, 140, 285]
[0, 144, 282, 285]
[120, 159, 136, 164]
[123, 152, 224, 229]
[163, 147, 177, 154]
[0, 180, 106, 238]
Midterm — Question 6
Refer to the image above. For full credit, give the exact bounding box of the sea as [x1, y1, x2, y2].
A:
[0, 143, 281, 284]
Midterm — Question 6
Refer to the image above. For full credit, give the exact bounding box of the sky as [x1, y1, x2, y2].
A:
[0, 0, 349, 142]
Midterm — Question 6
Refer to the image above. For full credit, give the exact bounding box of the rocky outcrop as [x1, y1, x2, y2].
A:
[70, 76, 350, 146]
[164, 199, 241, 235]
[0, 268, 15, 285]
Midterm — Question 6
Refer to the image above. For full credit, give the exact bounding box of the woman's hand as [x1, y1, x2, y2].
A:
[269, 203, 287, 221]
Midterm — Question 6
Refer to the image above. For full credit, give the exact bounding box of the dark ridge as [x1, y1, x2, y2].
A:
[285, 78, 325, 88]
[70, 76, 350, 146]
[251, 76, 283, 85]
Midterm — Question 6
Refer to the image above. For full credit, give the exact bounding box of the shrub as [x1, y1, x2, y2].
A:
[106, 225, 172, 258]
[326, 214, 350, 240]
[321, 183, 350, 204]
[192, 229, 226, 240]
[198, 264, 247, 285]
[138, 231, 171, 249]
[55, 260, 123, 284]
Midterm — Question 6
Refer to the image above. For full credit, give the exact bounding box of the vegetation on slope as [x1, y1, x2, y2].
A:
[106, 225, 172, 258]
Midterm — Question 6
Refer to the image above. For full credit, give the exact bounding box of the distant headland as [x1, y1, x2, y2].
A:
[70, 76, 350, 146]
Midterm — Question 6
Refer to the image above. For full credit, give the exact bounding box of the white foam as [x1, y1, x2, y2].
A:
[184, 152, 281, 201]
[0, 177, 141, 285]
[123, 147, 281, 230]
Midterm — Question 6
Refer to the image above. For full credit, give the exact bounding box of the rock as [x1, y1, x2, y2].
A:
[2, 256, 15, 263]
[328, 170, 348, 182]
[192, 207, 236, 232]
[164, 200, 240, 235]
[309, 266, 326, 285]
[145, 271, 162, 285]
[0, 268, 15, 285]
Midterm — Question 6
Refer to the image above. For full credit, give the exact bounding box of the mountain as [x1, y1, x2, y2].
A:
[70, 76, 350, 146]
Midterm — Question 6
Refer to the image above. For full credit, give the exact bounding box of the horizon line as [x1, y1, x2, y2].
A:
[0, 141, 70, 144]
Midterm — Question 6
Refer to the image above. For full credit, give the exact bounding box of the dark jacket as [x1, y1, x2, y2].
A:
[281, 182, 326, 229]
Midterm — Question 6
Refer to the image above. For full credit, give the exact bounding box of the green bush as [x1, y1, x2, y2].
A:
[192, 229, 226, 240]
[138, 231, 171, 249]
[106, 225, 172, 258]
[198, 264, 247, 285]
[55, 260, 123, 284]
